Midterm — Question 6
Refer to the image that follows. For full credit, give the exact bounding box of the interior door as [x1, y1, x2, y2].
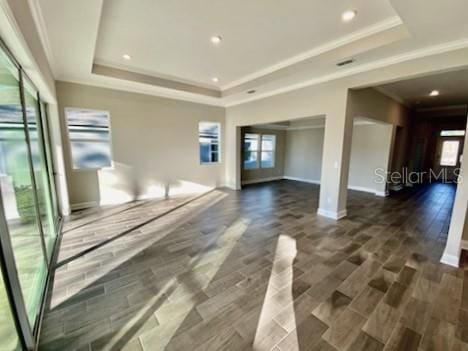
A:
[434, 135, 464, 182]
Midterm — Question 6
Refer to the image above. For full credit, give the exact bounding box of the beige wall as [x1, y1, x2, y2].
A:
[348, 123, 394, 195]
[284, 122, 393, 196]
[284, 128, 324, 182]
[241, 127, 285, 184]
[56, 81, 225, 208]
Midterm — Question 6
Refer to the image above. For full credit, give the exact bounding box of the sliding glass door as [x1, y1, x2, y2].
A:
[23, 80, 56, 259]
[0, 41, 60, 350]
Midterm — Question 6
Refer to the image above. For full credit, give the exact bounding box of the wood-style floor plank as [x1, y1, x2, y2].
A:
[39, 181, 468, 351]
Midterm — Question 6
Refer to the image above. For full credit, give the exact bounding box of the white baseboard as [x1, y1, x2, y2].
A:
[70, 201, 99, 211]
[461, 240, 468, 250]
[317, 208, 347, 220]
[375, 190, 389, 197]
[283, 176, 321, 184]
[223, 182, 241, 190]
[440, 252, 460, 267]
[347, 185, 376, 194]
[241, 176, 283, 185]
[283, 177, 388, 197]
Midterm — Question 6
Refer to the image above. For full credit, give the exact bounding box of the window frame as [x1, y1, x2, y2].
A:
[243, 133, 260, 170]
[64, 107, 114, 172]
[242, 132, 277, 170]
[198, 121, 221, 165]
[440, 130, 465, 137]
[260, 134, 276, 169]
[440, 140, 460, 167]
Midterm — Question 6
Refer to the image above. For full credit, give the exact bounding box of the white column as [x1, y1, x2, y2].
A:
[317, 93, 353, 219]
[224, 116, 241, 190]
[441, 119, 468, 266]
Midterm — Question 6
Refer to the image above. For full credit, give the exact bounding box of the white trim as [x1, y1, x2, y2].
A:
[54, 38, 468, 108]
[347, 185, 376, 194]
[70, 201, 99, 211]
[27, 0, 56, 76]
[283, 176, 320, 184]
[224, 182, 240, 190]
[375, 190, 389, 197]
[57, 76, 225, 107]
[241, 176, 283, 185]
[440, 252, 460, 267]
[284, 177, 387, 197]
[461, 240, 468, 250]
[221, 16, 402, 90]
[225, 38, 468, 107]
[317, 208, 347, 220]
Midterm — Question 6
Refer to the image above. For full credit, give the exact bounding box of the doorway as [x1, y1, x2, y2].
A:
[433, 130, 465, 182]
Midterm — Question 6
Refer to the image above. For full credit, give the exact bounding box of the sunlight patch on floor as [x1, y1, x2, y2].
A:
[253, 234, 298, 350]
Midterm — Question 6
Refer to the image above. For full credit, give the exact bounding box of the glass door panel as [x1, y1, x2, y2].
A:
[40, 102, 59, 226]
[23, 81, 56, 260]
[0, 49, 47, 327]
[0, 272, 20, 351]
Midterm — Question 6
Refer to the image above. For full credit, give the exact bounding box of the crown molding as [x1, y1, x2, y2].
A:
[220, 16, 403, 90]
[225, 38, 468, 107]
[57, 76, 225, 107]
[28, 0, 56, 77]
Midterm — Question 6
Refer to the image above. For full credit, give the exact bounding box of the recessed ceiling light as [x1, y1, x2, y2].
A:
[342, 10, 357, 22]
[210, 36, 222, 45]
[429, 90, 440, 96]
[122, 54, 132, 60]
[212, 77, 219, 83]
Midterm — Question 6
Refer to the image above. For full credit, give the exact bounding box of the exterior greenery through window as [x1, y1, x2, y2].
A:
[65, 108, 112, 169]
[199, 122, 220, 164]
[243, 133, 276, 169]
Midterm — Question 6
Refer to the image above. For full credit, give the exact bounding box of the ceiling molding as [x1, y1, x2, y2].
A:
[92, 64, 221, 98]
[57, 76, 225, 107]
[225, 38, 468, 107]
[220, 16, 403, 91]
[27, 0, 56, 77]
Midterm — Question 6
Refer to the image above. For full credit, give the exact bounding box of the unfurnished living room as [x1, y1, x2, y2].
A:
[1, 1, 468, 351]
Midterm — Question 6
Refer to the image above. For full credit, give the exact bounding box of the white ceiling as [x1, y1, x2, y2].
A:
[94, 0, 397, 88]
[32, 0, 468, 106]
[377, 68, 468, 109]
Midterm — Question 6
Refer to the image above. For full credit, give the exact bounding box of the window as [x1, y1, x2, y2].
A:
[199, 122, 220, 164]
[243, 133, 276, 169]
[440, 140, 460, 166]
[440, 130, 465, 137]
[261, 134, 276, 168]
[243, 133, 260, 169]
[65, 108, 112, 169]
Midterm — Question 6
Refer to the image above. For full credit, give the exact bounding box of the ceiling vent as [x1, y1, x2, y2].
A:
[336, 59, 354, 67]
[247, 90, 256, 94]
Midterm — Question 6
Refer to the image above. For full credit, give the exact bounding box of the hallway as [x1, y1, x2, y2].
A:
[40, 181, 465, 351]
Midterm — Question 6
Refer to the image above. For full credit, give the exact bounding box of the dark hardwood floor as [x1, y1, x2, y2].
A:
[39, 180, 467, 351]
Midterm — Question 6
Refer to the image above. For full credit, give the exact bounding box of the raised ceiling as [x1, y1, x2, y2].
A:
[377, 68, 468, 109]
[94, 0, 397, 88]
[33, 0, 468, 106]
